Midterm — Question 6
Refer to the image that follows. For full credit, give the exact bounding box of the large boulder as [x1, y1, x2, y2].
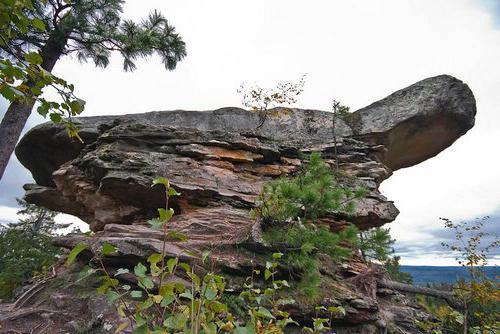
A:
[2, 74, 476, 333]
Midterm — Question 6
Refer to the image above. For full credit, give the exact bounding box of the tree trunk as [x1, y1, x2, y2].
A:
[378, 279, 464, 310]
[0, 36, 66, 180]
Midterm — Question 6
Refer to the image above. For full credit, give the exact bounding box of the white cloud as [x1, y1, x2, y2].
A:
[54, 214, 89, 235]
[2, 0, 499, 265]
[0, 205, 88, 235]
[0, 206, 20, 225]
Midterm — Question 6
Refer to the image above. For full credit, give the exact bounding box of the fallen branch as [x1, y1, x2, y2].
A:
[379, 279, 463, 309]
[13, 267, 57, 309]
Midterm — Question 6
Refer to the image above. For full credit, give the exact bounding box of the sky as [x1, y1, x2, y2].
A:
[0, 0, 499, 265]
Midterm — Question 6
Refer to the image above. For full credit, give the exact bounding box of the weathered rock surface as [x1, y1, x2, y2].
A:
[0, 74, 476, 333]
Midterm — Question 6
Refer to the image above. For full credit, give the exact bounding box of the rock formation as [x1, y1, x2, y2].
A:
[0, 74, 476, 333]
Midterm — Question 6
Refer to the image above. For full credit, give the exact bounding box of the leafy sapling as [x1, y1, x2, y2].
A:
[238, 74, 306, 128]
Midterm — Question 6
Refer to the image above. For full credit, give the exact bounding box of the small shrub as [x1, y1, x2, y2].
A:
[254, 153, 366, 297]
[0, 201, 62, 300]
[70, 177, 301, 333]
[238, 74, 306, 128]
[252, 152, 367, 224]
[358, 227, 395, 263]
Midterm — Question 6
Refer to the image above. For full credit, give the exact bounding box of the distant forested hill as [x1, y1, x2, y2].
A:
[400, 266, 500, 285]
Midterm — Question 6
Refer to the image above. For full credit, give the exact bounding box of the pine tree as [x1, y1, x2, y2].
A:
[256, 152, 366, 296]
[0, 200, 62, 299]
[254, 152, 367, 224]
[0, 0, 187, 179]
[13, 198, 67, 235]
[358, 227, 395, 263]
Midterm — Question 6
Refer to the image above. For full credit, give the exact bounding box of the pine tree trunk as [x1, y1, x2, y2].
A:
[0, 36, 66, 180]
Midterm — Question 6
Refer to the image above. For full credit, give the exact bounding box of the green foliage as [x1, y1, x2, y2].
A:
[0, 0, 84, 140]
[418, 217, 500, 334]
[66, 242, 89, 266]
[358, 227, 395, 263]
[254, 153, 365, 297]
[1, 0, 186, 141]
[253, 152, 367, 224]
[0, 200, 62, 299]
[303, 305, 346, 333]
[383, 256, 413, 284]
[357, 227, 413, 284]
[71, 177, 305, 333]
[264, 224, 358, 298]
[440, 217, 498, 278]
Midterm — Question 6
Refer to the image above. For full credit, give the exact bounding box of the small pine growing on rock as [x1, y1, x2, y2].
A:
[254, 152, 367, 297]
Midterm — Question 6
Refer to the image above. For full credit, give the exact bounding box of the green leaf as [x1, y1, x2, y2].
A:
[37, 103, 50, 117]
[202, 250, 210, 264]
[65, 242, 88, 266]
[272, 252, 283, 259]
[178, 262, 190, 272]
[0, 85, 17, 101]
[187, 272, 200, 288]
[168, 187, 180, 196]
[49, 113, 62, 124]
[327, 305, 346, 316]
[264, 269, 272, 280]
[147, 218, 162, 229]
[69, 99, 83, 114]
[201, 323, 217, 334]
[147, 253, 163, 276]
[31, 18, 46, 31]
[139, 277, 154, 290]
[167, 257, 178, 274]
[24, 52, 43, 65]
[167, 230, 187, 241]
[164, 313, 189, 330]
[77, 266, 95, 280]
[179, 290, 193, 300]
[133, 324, 149, 334]
[233, 322, 255, 334]
[134, 262, 147, 278]
[152, 177, 169, 188]
[107, 290, 120, 304]
[158, 207, 174, 223]
[130, 290, 143, 298]
[255, 306, 275, 319]
[160, 294, 175, 307]
[204, 287, 217, 300]
[147, 253, 162, 265]
[101, 243, 117, 255]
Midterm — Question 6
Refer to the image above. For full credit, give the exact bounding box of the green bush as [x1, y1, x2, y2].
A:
[358, 227, 395, 263]
[253, 153, 366, 297]
[264, 224, 359, 298]
[0, 228, 60, 299]
[71, 177, 300, 333]
[253, 152, 367, 224]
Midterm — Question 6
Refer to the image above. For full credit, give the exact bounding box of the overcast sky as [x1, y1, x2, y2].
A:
[0, 0, 499, 265]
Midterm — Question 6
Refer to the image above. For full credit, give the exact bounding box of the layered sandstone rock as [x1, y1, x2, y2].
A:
[0, 74, 476, 333]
